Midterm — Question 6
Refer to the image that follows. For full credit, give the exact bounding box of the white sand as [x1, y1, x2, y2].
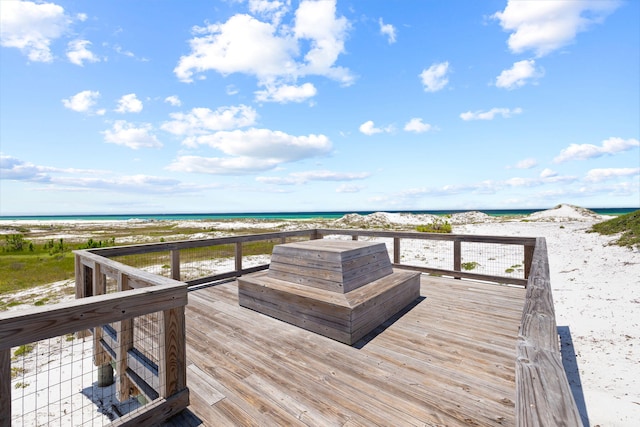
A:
[3, 204, 638, 425]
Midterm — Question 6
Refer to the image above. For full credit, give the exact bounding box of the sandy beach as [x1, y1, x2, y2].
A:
[2, 205, 639, 426]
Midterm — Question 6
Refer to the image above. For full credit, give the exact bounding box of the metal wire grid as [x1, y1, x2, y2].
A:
[11, 335, 120, 426]
[178, 244, 235, 282]
[110, 252, 172, 278]
[459, 241, 525, 279]
[399, 238, 455, 271]
[9, 310, 165, 426]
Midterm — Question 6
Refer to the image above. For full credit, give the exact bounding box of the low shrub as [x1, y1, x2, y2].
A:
[416, 220, 452, 234]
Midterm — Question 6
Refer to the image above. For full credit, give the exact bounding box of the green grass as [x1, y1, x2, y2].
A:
[0, 251, 76, 294]
[589, 210, 640, 249]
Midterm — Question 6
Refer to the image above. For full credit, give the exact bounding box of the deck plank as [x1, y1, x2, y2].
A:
[177, 274, 526, 426]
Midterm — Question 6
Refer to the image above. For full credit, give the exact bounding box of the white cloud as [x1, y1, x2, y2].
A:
[249, 0, 289, 25]
[419, 61, 450, 92]
[188, 128, 331, 161]
[115, 93, 143, 113]
[404, 118, 432, 133]
[336, 184, 364, 193]
[257, 170, 370, 185]
[509, 158, 538, 169]
[540, 168, 558, 178]
[167, 155, 278, 175]
[174, 1, 353, 91]
[102, 121, 162, 149]
[496, 59, 543, 89]
[255, 82, 317, 103]
[164, 95, 182, 107]
[553, 137, 640, 163]
[585, 168, 640, 182]
[493, 0, 621, 57]
[161, 105, 257, 140]
[359, 120, 382, 135]
[379, 18, 396, 44]
[460, 107, 523, 121]
[0, 0, 71, 62]
[167, 128, 332, 175]
[1, 155, 51, 182]
[62, 90, 100, 114]
[66, 39, 100, 66]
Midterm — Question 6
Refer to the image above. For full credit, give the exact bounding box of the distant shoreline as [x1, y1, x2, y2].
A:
[0, 207, 637, 222]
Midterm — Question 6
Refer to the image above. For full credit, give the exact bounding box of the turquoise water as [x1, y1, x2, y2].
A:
[0, 208, 636, 221]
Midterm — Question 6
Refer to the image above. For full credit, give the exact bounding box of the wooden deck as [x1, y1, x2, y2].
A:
[166, 274, 527, 426]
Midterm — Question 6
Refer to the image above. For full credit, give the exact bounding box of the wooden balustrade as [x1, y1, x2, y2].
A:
[1, 228, 579, 426]
[0, 253, 189, 426]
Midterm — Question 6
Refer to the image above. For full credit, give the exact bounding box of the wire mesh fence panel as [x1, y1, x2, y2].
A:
[10, 335, 139, 426]
[241, 239, 280, 269]
[111, 252, 172, 278]
[8, 306, 177, 426]
[460, 242, 525, 280]
[178, 244, 235, 281]
[399, 239, 455, 271]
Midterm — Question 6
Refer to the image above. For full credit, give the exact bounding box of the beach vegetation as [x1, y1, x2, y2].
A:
[3, 234, 30, 252]
[589, 210, 640, 248]
[13, 344, 34, 358]
[11, 366, 25, 379]
[461, 261, 479, 271]
[416, 220, 452, 234]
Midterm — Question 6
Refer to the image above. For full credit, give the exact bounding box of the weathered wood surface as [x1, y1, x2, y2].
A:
[516, 238, 582, 426]
[182, 275, 527, 426]
[268, 240, 393, 293]
[239, 269, 420, 344]
[0, 283, 187, 351]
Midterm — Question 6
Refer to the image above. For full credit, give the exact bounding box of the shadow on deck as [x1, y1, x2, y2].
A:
[165, 275, 527, 426]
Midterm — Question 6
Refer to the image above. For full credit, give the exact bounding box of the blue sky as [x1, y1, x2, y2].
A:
[1, 0, 638, 215]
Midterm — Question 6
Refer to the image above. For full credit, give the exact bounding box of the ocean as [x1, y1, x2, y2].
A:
[0, 207, 636, 222]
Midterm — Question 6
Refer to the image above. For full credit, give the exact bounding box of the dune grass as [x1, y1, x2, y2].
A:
[589, 210, 640, 249]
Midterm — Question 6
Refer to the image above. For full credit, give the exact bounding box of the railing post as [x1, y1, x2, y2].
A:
[393, 237, 400, 264]
[235, 242, 243, 275]
[170, 249, 181, 281]
[75, 255, 92, 338]
[115, 273, 135, 400]
[92, 264, 110, 367]
[453, 240, 461, 279]
[1, 348, 10, 426]
[524, 244, 535, 282]
[158, 305, 187, 398]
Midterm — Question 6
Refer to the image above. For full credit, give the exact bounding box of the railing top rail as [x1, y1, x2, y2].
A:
[74, 250, 185, 285]
[516, 237, 582, 426]
[0, 282, 187, 351]
[317, 228, 537, 245]
[85, 229, 317, 257]
[82, 228, 537, 259]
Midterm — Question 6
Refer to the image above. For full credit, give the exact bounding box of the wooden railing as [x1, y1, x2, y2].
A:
[1, 228, 581, 426]
[516, 238, 582, 426]
[89, 228, 536, 287]
[0, 253, 189, 426]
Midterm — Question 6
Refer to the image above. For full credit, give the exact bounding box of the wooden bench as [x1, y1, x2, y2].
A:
[238, 240, 421, 345]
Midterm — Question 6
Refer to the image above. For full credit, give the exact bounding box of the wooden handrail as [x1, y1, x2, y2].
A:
[86, 228, 536, 287]
[516, 238, 582, 426]
[0, 283, 186, 350]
